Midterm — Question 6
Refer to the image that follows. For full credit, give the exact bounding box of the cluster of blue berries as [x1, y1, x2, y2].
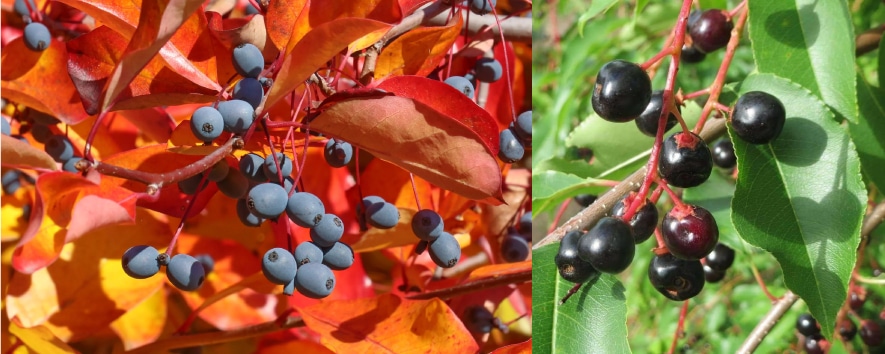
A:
[13, 0, 51, 52]
[500, 211, 530, 262]
[498, 111, 532, 163]
[122, 245, 214, 291]
[410, 209, 462, 268]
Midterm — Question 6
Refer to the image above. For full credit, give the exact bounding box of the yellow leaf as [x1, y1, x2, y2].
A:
[8, 322, 76, 354]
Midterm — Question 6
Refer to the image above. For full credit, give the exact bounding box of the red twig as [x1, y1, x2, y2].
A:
[668, 300, 690, 354]
[548, 199, 571, 234]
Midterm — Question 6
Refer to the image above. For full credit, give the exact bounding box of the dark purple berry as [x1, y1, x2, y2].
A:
[680, 44, 706, 63]
[634, 90, 678, 137]
[574, 194, 597, 207]
[591, 60, 652, 122]
[804, 334, 826, 354]
[648, 252, 705, 301]
[658, 132, 713, 188]
[860, 320, 883, 347]
[711, 139, 736, 169]
[610, 195, 658, 244]
[704, 243, 735, 271]
[796, 313, 821, 337]
[555, 231, 599, 283]
[838, 318, 857, 341]
[688, 10, 733, 53]
[577, 217, 635, 274]
[731, 91, 786, 144]
[661, 205, 719, 260]
[703, 264, 726, 283]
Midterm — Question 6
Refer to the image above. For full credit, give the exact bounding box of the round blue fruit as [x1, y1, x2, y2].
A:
[310, 213, 344, 247]
[14, 0, 36, 18]
[238, 153, 267, 181]
[263, 152, 293, 178]
[63, 157, 82, 173]
[217, 99, 255, 135]
[45, 135, 74, 162]
[247, 183, 288, 218]
[500, 235, 529, 262]
[283, 277, 295, 296]
[286, 192, 325, 228]
[514, 111, 532, 144]
[367, 202, 399, 229]
[324, 139, 353, 168]
[429, 232, 461, 268]
[122, 245, 160, 279]
[218, 169, 249, 199]
[190, 106, 224, 142]
[194, 253, 215, 274]
[322, 242, 354, 270]
[469, 0, 496, 15]
[411, 209, 444, 241]
[166, 254, 206, 291]
[518, 211, 531, 233]
[474, 58, 503, 83]
[2, 170, 21, 194]
[444, 76, 475, 97]
[23, 22, 50, 52]
[497, 128, 524, 163]
[294, 241, 323, 266]
[261, 247, 297, 285]
[294, 262, 335, 299]
[236, 198, 264, 227]
[232, 43, 264, 78]
[233, 78, 264, 109]
[1, 118, 10, 136]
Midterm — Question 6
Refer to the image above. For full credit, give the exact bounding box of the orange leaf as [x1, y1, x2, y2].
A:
[264, 18, 392, 110]
[299, 293, 479, 353]
[265, 0, 399, 51]
[259, 340, 335, 354]
[0, 135, 58, 171]
[7, 322, 77, 354]
[375, 15, 462, 78]
[0, 38, 90, 125]
[310, 94, 503, 203]
[464, 260, 532, 283]
[490, 339, 531, 354]
[350, 208, 416, 253]
[109, 286, 167, 350]
[1, 184, 33, 241]
[11, 172, 138, 273]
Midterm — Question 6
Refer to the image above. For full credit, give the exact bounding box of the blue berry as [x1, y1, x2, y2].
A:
[283, 277, 295, 296]
[411, 209, 444, 241]
[286, 192, 325, 228]
[245, 2, 260, 15]
[310, 213, 343, 247]
[178, 174, 207, 195]
[357, 195, 385, 230]
[498, 128, 524, 163]
[294, 262, 335, 299]
[518, 212, 532, 233]
[261, 247, 297, 285]
[236, 198, 264, 227]
[500, 235, 529, 262]
[367, 202, 399, 229]
[322, 242, 354, 270]
[45, 135, 74, 162]
[324, 139, 353, 168]
[474, 58, 502, 83]
[238, 153, 267, 181]
[217, 99, 254, 135]
[429, 232, 461, 268]
[194, 254, 214, 274]
[263, 152, 292, 178]
[121, 245, 160, 279]
[218, 169, 249, 198]
[30, 123, 51, 143]
[469, 0, 496, 15]
[444, 76, 475, 97]
[294, 241, 323, 266]
[14, 0, 36, 18]
[23, 22, 50, 52]
[232, 43, 264, 78]
[465, 306, 494, 334]
[63, 157, 82, 173]
[207, 161, 230, 182]
[232, 78, 264, 109]
[514, 111, 532, 145]
[247, 183, 288, 218]
[190, 106, 224, 142]
[166, 254, 206, 291]
[2, 170, 21, 195]
[282, 176, 296, 194]
[1, 118, 10, 136]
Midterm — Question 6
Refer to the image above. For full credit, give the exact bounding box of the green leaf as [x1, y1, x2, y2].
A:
[848, 75, 885, 191]
[577, 0, 621, 36]
[531, 171, 611, 214]
[747, 0, 857, 122]
[879, 33, 885, 89]
[532, 244, 631, 354]
[729, 73, 866, 338]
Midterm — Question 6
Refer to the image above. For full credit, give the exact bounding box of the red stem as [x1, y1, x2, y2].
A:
[549, 199, 571, 234]
[668, 300, 690, 354]
[409, 173, 423, 210]
[488, 4, 518, 122]
[683, 88, 711, 100]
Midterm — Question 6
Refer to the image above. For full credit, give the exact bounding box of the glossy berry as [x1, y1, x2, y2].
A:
[367, 202, 399, 229]
[263, 153, 292, 178]
[217, 99, 255, 135]
[194, 254, 214, 275]
[429, 232, 461, 268]
[689, 10, 733, 53]
[574, 194, 597, 207]
[711, 139, 736, 169]
[23, 22, 50, 52]
[166, 254, 206, 291]
[122, 245, 161, 279]
[661, 205, 719, 260]
[232, 78, 264, 109]
[294, 262, 335, 298]
[324, 139, 353, 167]
[501, 235, 529, 262]
[45, 135, 74, 162]
[634, 90, 678, 137]
[648, 253, 705, 301]
[610, 196, 658, 244]
[658, 132, 713, 188]
[731, 91, 786, 144]
[680, 44, 706, 64]
[190, 106, 224, 142]
[232, 43, 264, 78]
[796, 313, 821, 336]
[804, 334, 826, 354]
[286, 192, 325, 228]
[236, 198, 264, 227]
[444, 76, 475, 97]
[514, 110, 532, 144]
[498, 128, 525, 163]
[577, 217, 635, 274]
[555, 231, 599, 283]
[412, 209, 444, 241]
[469, 0, 495, 15]
[849, 289, 865, 310]
[217, 169, 249, 199]
[322, 242, 354, 270]
[704, 243, 735, 271]
[838, 318, 857, 341]
[63, 157, 82, 173]
[703, 264, 726, 283]
[474, 58, 502, 83]
[310, 213, 344, 247]
[860, 320, 883, 347]
[591, 60, 652, 122]
[262, 248, 297, 285]
[178, 174, 207, 195]
[294, 241, 323, 266]
[239, 153, 267, 181]
[247, 183, 288, 218]
[465, 306, 494, 334]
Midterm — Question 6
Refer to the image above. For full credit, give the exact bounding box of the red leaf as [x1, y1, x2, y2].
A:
[1, 38, 91, 125]
[310, 93, 504, 203]
[398, 0, 433, 14]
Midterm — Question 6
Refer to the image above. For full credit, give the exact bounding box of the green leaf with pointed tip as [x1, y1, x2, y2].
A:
[533, 244, 630, 354]
[532, 171, 611, 214]
[577, 0, 620, 36]
[848, 75, 885, 191]
[747, 0, 857, 122]
[729, 73, 866, 338]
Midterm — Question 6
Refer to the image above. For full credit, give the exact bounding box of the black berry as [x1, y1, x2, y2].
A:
[796, 313, 821, 337]
[634, 90, 679, 137]
[688, 10, 733, 53]
[658, 131, 713, 188]
[577, 217, 635, 274]
[703, 243, 735, 271]
[711, 139, 736, 169]
[591, 60, 652, 122]
[574, 194, 597, 207]
[860, 320, 883, 347]
[648, 252, 705, 301]
[731, 91, 786, 144]
[610, 195, 658, 244]
[803, 334, 826, 354]
[849, 289, 865, 310]
[838, 318, 857, 341]
[555, 231, 599, 284]
[703, 264, 726, 283]
[661, 204, 719, 260]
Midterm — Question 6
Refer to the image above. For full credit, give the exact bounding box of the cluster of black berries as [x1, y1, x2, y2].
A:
[795, 287, 885, 353]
